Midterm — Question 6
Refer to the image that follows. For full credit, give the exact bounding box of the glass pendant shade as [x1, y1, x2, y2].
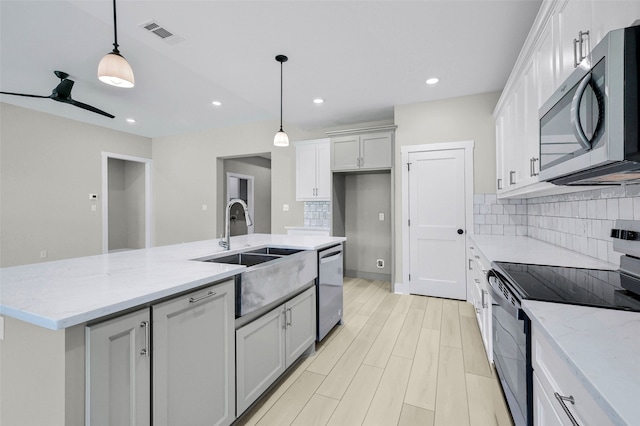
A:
[274, 129, 289, 147]
[98, 52, 135, 88]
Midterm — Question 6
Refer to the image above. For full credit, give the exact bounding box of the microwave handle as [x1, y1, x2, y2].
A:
[570, 73, 594, 151]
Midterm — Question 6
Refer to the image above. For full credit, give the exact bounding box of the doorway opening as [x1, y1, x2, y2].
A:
[218, 155, 271, 236]
[102, 152, 153, 253]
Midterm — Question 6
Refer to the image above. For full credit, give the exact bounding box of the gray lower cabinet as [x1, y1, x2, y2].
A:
[153, 280, 235, 426]
[236, 286, 316, 415]
[86, 308, 151, 426]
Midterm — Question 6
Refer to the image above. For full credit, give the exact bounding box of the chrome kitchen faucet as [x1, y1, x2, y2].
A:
[220, 199, 253, 251]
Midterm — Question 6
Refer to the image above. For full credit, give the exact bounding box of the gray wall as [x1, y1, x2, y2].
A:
[223, 156, 271, 235]
[0, 103, 152, 267]
[344, 172, 392, 279]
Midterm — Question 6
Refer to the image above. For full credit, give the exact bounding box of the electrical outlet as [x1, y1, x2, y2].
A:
[202, 204, 208, 211]
[376, 259, 384, 269]
[283, 204, 290, 212]
[40, 250, 47, 259]
[379, 213, 385, 221]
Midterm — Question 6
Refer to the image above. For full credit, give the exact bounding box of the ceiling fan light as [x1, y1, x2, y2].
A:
[274, 129, 289, 147]
[98, 52, 135, 88]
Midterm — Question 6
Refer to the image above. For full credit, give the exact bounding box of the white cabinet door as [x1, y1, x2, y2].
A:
[296, 143, 319, 200]
[153, 281, 235, 426]
[236, 305, 286, 415]
[533, 373, 569, 426]
[331, 135, 360, 171]
[315, 141, 331, 199]
[495, 114, 507, 193]
[556, 0, 591, 82]
[536, 18, 556, 108]
[285, 287, 316, 366]
[590, 1, 640, 46]
[86, 309, 151, 426]
[523, 57, 541, 184]
[360, 132, 392, 169]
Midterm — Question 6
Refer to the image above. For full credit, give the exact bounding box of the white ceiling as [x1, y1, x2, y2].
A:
[0, 0, 542, 138]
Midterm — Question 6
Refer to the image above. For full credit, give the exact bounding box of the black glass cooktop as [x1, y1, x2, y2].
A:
[492, 262, 640, 312]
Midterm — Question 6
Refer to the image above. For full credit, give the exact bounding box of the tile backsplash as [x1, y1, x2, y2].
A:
[474, 184, 640, 266]
[304, 201, 331, 228]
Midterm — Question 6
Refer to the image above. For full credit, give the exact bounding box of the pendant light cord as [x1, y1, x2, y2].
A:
[112, 0, 120, 54]
[279, 59, 283, 131]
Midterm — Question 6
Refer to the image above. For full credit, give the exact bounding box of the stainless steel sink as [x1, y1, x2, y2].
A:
[246, 247, 303, 256]
[201, 252, 280, 267]
[193, 247, 317, 319]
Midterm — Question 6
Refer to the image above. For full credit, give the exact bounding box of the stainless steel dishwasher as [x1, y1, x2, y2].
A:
[317, 243, 343, 341]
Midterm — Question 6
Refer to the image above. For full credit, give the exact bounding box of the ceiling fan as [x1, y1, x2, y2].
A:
[0, 71, 114, 118]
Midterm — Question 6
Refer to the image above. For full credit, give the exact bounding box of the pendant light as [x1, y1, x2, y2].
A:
[98, 0, 135, 88]
[274, 54, 289, 147]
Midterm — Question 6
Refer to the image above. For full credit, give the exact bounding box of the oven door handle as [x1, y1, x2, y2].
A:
[487, 271, 521, 319]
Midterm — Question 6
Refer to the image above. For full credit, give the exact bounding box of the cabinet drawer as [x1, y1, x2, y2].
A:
[532, 328, 613, 426]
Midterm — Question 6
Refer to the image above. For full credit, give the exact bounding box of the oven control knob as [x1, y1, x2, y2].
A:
[457, 229, 464, 235]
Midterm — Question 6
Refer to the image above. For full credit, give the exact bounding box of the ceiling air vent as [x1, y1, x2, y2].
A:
[139, 20, 184, 45]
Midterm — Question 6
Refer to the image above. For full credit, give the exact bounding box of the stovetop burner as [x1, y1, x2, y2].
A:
[491, 261, 640, 312]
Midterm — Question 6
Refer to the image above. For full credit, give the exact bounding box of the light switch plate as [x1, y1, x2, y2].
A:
[379, 213, 385, 221]
[283, 204, 290, 212]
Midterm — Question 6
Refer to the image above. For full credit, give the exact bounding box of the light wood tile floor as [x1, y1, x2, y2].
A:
[235, 278, 513, 426]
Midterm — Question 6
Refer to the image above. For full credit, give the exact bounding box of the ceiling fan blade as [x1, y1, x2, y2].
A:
[68, 99, 115, 119]
[0, 91, 50, 98]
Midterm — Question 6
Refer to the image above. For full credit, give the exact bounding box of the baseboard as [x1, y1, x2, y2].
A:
[393, 282, 409, 294]
[345, 270, 391, 282]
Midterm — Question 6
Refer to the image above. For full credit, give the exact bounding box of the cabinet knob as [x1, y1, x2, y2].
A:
[457, 229, 464, 235]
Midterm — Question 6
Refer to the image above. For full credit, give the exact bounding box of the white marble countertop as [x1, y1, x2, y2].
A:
[470, 235, 616, 269]
[0, 234, 345, 330]
[523, 300, 640, 425]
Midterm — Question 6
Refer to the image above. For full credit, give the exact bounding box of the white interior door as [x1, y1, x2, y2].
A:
[408, 148, 467, 299]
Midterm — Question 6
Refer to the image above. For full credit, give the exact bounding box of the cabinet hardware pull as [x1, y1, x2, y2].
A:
[189, 290, 216, 303]
[482, 289, 488, 308]
[578, 30, 589, 63]
[287, 308, 292, 327]
[140, 321, 150, 357]
[469, 259, 473, 270]
[554, 393, 579, 425]
[497, 178, 503, 190]
[282, 310, 287, 329]
[475, 278, 480, 284]
[509, 171, 516, 185]
[532, 158, 539, 176]
[573, 37, 580, 68]
[530, 157, 534, 177]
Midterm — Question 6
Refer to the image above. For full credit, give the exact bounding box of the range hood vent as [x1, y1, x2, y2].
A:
[139, 20, 184, 45]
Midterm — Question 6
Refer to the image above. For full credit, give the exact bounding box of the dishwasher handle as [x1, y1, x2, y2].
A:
[320, 252, 342, 264]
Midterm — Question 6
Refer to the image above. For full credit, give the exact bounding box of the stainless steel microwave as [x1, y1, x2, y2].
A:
[539, 25, 640, 185]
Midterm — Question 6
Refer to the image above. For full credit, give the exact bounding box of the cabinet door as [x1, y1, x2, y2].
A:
[590, 1, 640, 45]
[361, 132, 392, 169]
[523, 57, 541, 184]
[315, 141, 331, 199]
[536, 19, 556, 109]
[533, 373, 569, 426]
[296, 144, 319, 201]
[86, 308, 151, 426]
[556, 0, 591, 82]
[153, 281, 235, 426]
[285, 287, 316, 366]
[236, 305, 286, 415]
[331, 135, 360, 171]
[495, 114, 507, 193]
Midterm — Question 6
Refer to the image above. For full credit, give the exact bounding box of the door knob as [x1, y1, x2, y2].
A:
[457, 229, 464, 235]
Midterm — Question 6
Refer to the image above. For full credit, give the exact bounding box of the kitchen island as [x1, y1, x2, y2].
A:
[0, 233, 345, 426]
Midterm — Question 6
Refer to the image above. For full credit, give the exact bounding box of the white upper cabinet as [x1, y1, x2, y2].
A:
[494, 0, 638, 198]
[296, 138, 330, 201]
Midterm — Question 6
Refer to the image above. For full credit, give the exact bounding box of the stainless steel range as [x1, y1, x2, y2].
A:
[488, 219, 640, 426]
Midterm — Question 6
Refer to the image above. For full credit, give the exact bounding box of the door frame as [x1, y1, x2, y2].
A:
[101, 152, 154, 254]
[397, 140, 474, 294]
[226, 171, 255, 234]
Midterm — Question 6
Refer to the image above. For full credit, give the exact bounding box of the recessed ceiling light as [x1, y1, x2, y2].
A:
[426, 78, 439, 85]
[313, 98, 325, 104]
[212, 100, 222, 106]
[126, 118, 136, 123]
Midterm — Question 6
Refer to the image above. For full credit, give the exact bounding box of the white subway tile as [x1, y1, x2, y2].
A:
[516, 226, 528, 236]
[516, 205, 527, 215]
[578, 201, 587, 217]
[596, 199, 607, 219]
[479, 224, 492, 235]
[492, 225, 504, 235]
[504, 225, 516, 236]
[587, 200, 597, 219]
[474, 214, 485, 225]
[498, 215, 510, 225]
[473, 205, 480, 214]
[486, 215, 497, 225]
[619, 198, 634, 219]
[474, 194, 485, 205]
[634, 197, 640, 220]
[485, 194, 497, 204]
[480, 204, 491, 214]
[491, 204, 504, 215]
[606, 198, 619, 220]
